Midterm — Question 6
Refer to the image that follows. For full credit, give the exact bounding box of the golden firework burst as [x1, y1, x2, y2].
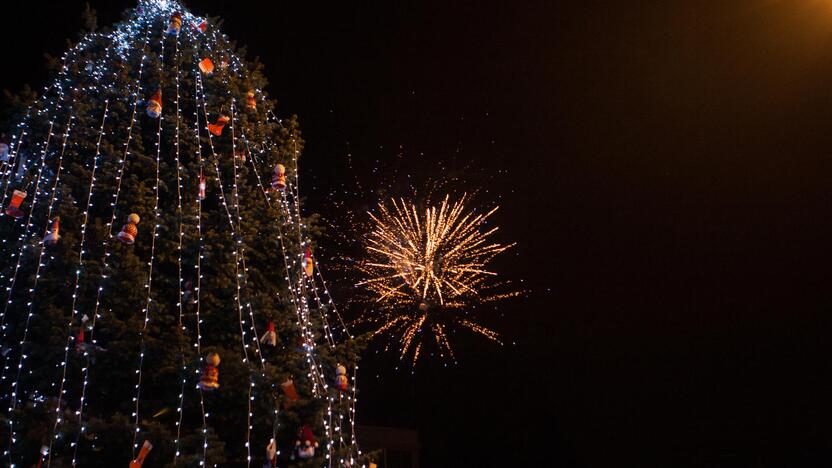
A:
[357, 194, 517, 364]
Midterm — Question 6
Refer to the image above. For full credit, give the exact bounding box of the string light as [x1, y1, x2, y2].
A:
[130, 12, 167, 458]
[57, 10, 151, 464]
[172, 14, 188, 463]
[4, 114, 73, 464]
[189, 31, 209, 464]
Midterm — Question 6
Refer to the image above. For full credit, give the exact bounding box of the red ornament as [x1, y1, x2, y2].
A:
[193, 19, 207, 34]
[129, 440, 153, 468]
[295, 425, 318, 459]
[303, 247, 314, 278]
[246, 90, 257, 110]
[117, 213, 140, 244]
[5, 190, 27, 219]
[146, 89, 162, 118]
[74, 328, 85, 355]
[281, 379, 299, 408]
[207, 115, 229, 136]
[198, 58, 215, 75]
[43, 217, 60, 245]
[198, 352, 221, 391]
[271, 164, 286, 191]
[260, 321, 277, 346]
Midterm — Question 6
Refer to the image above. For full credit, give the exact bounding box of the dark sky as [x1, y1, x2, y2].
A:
[4, 1, 832, 466]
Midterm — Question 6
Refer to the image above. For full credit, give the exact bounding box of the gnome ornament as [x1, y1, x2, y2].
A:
[207, 115, 229, 136]
[260, 321, 277, 347]
[198, 58, 215, 75]
[198, 174, 207, 200]
[166, 11, 182, 36]
[5, 190, 27, 219]
[295, 425, 318, 459]
[271, 164, 286, 191]
[197, 352, 221, 391]
[302, 247, 314, 278]
[182, 280, 195, 305]
[247, 90, 257, 110]
[334, 364, 349, 392]
[129, 440, 153, 468]
[117, 213, 140, 244]
[43, 217, 60, 245]
[146, 89, 162, 118]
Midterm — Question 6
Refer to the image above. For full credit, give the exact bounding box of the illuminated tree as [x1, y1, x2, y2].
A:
[0, 1, 363, 466]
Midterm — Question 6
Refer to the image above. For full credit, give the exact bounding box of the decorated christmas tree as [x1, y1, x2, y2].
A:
[0, 1, 363, 466]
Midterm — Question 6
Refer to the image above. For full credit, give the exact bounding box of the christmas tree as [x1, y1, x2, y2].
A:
[0, 1, 363, 466]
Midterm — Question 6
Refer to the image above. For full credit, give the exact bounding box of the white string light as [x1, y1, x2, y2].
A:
[130, 12, 166, 458]
[54, 11, 151, 465]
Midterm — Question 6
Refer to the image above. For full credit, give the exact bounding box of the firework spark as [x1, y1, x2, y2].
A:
[357, 194, 517, 364]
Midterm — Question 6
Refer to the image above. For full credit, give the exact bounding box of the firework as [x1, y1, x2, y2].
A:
[357, 194, 517, 364]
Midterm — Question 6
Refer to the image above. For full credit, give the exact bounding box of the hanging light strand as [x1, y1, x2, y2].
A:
[130, 13, 167, 458]
[64, 14, 152, 465]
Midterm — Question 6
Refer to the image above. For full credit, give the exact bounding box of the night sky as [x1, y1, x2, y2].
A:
[4, 1, 832, 466]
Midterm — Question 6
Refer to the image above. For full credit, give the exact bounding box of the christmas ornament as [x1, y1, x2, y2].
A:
[5, 190, 27, 219]
[281, 379, 299, 408]
[197, 352, 221, 391]
[334, 364, 348, 392]
[129, 440, 153, 468]
[207, 115, 229, 136]
[247, 90, 257, 110]
[194, 19, 207, 34]
[146, 89, 162, 118]
[117, 213, 140, 244]
[43, 217, 60, 245]
[166, 11, 182, 36]
[0, 142, 9, 162]
[302, 247, 314, 278]
[294, 425, 318, 459]
[74, 328, 86, 355]
[198, 57, 215, 75]
[234, 148, 247, 162]
[182, 280, 195, 304]
[198, 174, 206, 200]
[220, 56, 229, 70]
[263, 439, 277, 468]
[369, 463, 378, 468]
[271, 164, 286, 191]
[260, 321, 277, 346]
